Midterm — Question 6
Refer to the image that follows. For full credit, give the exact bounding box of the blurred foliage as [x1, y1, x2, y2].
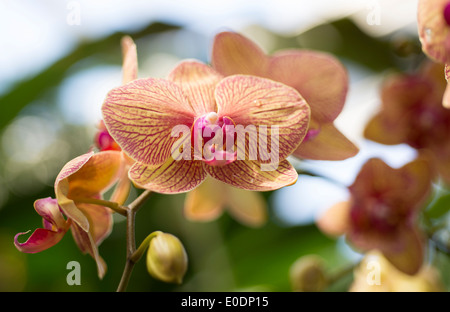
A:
[0, 17, 448, 292]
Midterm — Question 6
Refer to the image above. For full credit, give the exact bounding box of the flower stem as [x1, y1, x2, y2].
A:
[72, 197, 127, 216]
[116, 190, 153, 292]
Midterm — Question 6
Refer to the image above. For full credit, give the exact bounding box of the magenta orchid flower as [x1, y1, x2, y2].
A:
[102, 60, 310, 194]
[317, 158, 433, 275]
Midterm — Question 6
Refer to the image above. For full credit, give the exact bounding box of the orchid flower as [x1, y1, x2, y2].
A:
[184, 31, 356, 226]
[15, 151, 124, 278]
[364, 61, 450, 184]
[317, 158, 433, 275]
[212, 31, 358, 161]
[101, 60, 310, 194]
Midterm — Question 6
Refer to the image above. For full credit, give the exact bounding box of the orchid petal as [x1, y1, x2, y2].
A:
[70, 222, 107, 279]
[102, 78, 195, 166]
[55, 152, 93, 232]
[55, 151, 122, 231]
[76, 203, 113, 247]
[66, 151, 123, 198]
[399, 158, 433, 209]
[382, 227, 425, 275]
[121, 36, 138, 84]
[316, 201, 350, 237]
[364, 114, 407, 145]
[129, 158, 207, 194]
[14, 229, 67, 254]
[205, 159, 298, 191]
[418, 0, 450, 64]
[293, 122, 358, 160]
[225, 186, 267, 227]
[215, 75, 310, 163]
[269, 50, 348, 123]
[34, 197, 68, 230]
[168, 61, 223, 115]
[184, 177, 227, 222]
[211, 31, 269, 77]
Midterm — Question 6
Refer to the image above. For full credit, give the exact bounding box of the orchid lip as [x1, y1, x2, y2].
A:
[192, 113, 237, 166]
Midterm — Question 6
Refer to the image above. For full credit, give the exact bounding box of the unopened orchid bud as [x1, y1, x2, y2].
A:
[146, 232, 188, 284]
[289, 255, 328, 292]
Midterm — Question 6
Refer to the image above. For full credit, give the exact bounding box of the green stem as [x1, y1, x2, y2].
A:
[130, 231, 162, 263]
[73, 197, 127, 216]
[116, 190, 153, 292]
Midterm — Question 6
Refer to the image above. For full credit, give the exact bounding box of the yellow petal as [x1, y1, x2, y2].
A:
[129, 158, 207, 194]
[184, 177, 227, 222]
[205, 159, 298, 191]
[316, 201, 351, 237]
[121, 36, 138, 84]
[225, 186, 267, 227]
[294, 122, 358, 160]
[168, 61, 223, 115]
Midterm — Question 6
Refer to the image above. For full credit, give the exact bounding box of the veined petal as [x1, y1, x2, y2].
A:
[14, 228, 67, 254]
[66, 151, 123, 198]
[418, 0, 450, 64]
[215, 75, 310, 163]
[226, 186, 267, 227]
[184, 177, 227, 222]
[55, 151, 122, 232]
[102, 78, 195, 166]
[205, 159, 298, 191]
[129, 158, 207, 194]
[211, 31, 269, 77]
[269, 50, 348, 123]
[55, 152, 94, 232]
[168, 61, 223, 115]
[70, 222, 107, 279]
[121, 36, 138, 84]
[293, 123, 358, 160]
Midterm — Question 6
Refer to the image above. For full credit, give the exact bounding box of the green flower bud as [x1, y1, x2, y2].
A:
[146, 232, 188, 284]
[289, 255, 328, 292]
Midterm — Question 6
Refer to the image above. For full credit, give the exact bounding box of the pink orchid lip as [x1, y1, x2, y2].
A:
[444, 2, 450, 26]
[191, 112, 237, 166]
[14, 197, 70, 253]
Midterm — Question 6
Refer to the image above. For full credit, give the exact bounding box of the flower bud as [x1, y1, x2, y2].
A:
[289, 255, 328, 292]
[146, 232, 188, 284]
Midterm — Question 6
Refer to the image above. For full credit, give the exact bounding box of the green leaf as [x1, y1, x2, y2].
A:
[426, 193, 450, 219]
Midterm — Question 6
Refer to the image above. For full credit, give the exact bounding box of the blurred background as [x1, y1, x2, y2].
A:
[0, 0, 448, 292]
